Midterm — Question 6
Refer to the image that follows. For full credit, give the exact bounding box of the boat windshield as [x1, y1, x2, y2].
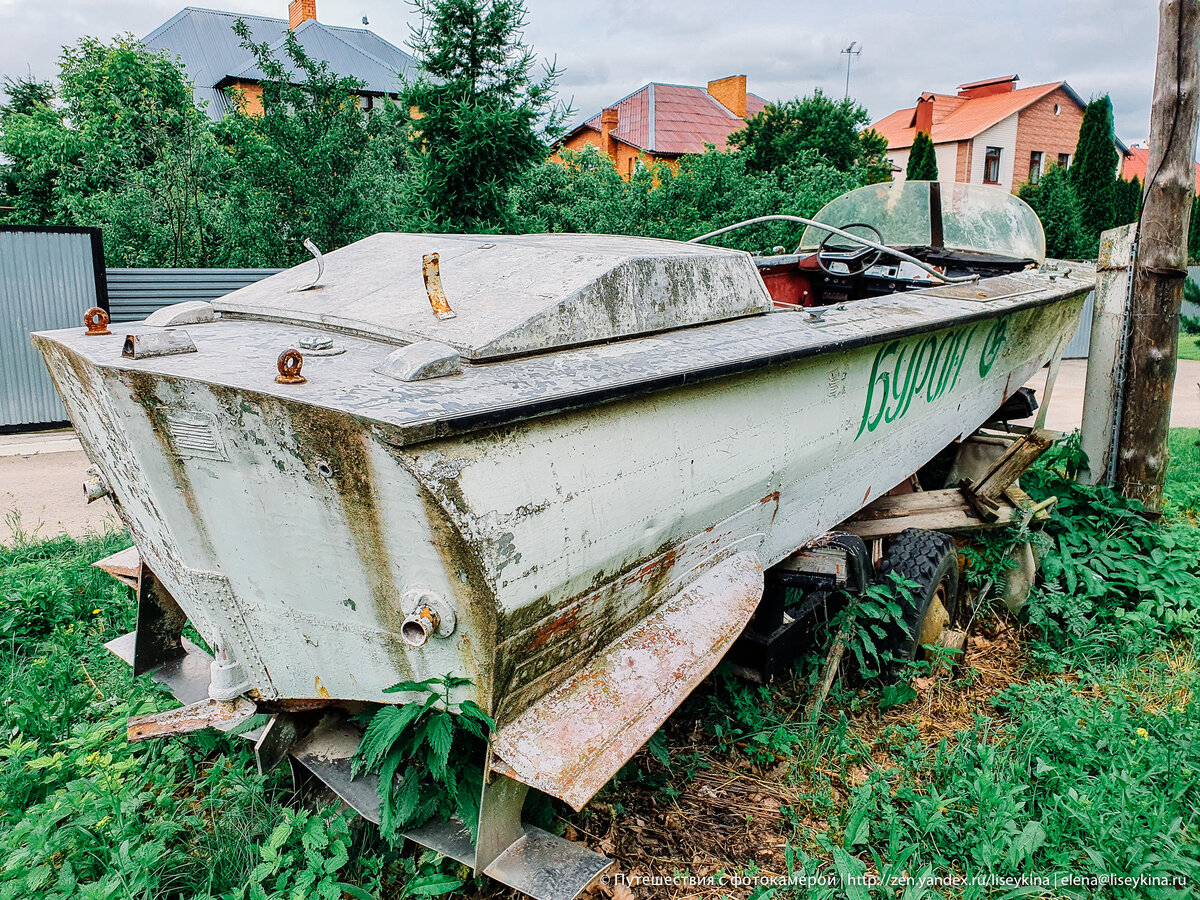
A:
[797, 181, 1046, 263]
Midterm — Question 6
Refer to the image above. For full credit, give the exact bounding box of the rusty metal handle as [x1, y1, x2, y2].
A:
[84, 307, 111, 336]
[422, 253, 457, 320]
[275, 348, 307, 384]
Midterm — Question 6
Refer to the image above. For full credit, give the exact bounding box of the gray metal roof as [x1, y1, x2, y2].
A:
[142, 6, 418, 119]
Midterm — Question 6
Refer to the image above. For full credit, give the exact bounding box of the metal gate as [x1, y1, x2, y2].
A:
[0, 227, 108, 430]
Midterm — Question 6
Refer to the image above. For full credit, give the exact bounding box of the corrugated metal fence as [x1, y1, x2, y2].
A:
[1, 227, 108, 430]
[106, 268, 279, 322]
[1062, 291, 1095, 359]
[1062, 265, 1200, 359]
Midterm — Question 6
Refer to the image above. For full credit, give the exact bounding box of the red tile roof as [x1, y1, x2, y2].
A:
[1122, 146, 1200, 192]
[872, 81, 1068, 150]
[567, 82, 768, 156]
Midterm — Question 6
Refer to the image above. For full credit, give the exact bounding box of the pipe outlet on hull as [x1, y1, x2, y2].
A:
[400, 590, 456, 647]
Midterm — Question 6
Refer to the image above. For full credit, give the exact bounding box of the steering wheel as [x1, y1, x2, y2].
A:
[817, 222, 884, 277]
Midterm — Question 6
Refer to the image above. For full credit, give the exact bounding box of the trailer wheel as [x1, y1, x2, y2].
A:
[875, 529, 960, 677]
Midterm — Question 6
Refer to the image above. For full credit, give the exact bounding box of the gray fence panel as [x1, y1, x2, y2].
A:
[1062, 290, 1095, 359]
[1, 228, 106, 429]
[1063, 265, 1200, 360]
[106, 268, 280, 322]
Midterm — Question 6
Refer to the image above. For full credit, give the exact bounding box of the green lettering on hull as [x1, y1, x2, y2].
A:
[855, 317, 1008, 440]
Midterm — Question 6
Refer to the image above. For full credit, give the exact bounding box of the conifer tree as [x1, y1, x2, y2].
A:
[401, 0, 569, 230]
[905, 131, 938, 181]
[1070, 95, 1119, 252]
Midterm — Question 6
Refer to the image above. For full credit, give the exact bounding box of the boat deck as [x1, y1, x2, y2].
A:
[36, 264, 1095, 447]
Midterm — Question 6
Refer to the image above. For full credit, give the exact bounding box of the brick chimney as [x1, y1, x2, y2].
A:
[707, 75, 747, 118]
[957, 75, 1018, 99]
[913, 93, 934, 135]
[600, 107, 619, 158]
[289, 0, 316, 28]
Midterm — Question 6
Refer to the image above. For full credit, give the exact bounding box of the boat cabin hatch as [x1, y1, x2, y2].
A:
[754, 181, 1047, 308]
[213, 233, 774, 360]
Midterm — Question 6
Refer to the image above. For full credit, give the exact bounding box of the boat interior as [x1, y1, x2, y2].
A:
[739, 180, 1046, 308]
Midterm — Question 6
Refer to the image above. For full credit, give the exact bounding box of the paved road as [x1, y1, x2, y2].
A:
[3, 359, 1200, 544]
[1021, 358, 1200, 432]
[0, 430, 119, 544]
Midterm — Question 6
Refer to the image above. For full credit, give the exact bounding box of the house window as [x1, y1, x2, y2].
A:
[984, 147, 1002, 184]
[1029, 151, 1043, 184]
[1058, 152, 1071, 169]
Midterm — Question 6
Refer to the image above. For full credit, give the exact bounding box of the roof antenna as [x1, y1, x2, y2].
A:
[841, 41, 861, 101]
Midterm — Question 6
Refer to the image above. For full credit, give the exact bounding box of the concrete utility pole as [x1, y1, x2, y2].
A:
[1114, 0, 1200, 511]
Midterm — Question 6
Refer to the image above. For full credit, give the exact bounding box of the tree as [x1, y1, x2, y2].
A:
[1113, 174, 1142, 227]
[728, 89, 874, 173]
[0, 76, 59, 219]
[858, 128, 893, 184]
[1188, 193, 1200, 262]
[1018, 164, 1085, 259]
[905, 131, 938, 181]
[212, 22, 405, 266]
[1070, 95, 1120, 253]
[0, 36, 220, 264]
[511, 144, 859, 251]
[0, 75, 54, 118]
[401, 0, 569, 231]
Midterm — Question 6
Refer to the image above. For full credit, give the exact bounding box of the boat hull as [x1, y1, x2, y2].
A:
[33, 291, 1084, 722]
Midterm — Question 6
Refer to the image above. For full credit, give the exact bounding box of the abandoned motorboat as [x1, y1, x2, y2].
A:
[33, 181, 1095, 899]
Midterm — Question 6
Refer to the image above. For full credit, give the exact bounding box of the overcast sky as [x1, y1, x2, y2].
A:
[0, 0, 1168, 145]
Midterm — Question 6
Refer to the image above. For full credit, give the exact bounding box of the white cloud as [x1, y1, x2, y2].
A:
[0, 0, 1169, 147]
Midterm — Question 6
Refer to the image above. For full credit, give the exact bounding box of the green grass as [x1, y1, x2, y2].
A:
[1178, 333, 1200, 362]
[1168, 427, 1200, 517]
[0, 530, 405, 899]
[3, 431, 1200, 898]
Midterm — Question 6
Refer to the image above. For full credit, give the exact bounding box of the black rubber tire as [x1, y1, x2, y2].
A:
[874, 529, 960, 677]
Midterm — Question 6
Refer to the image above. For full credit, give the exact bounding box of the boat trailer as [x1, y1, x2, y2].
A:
[94, 423, 1057, 900]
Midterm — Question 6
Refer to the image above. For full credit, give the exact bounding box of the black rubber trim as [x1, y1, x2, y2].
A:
[929, 182, 944, 249]
[429, 285, 1087, 439]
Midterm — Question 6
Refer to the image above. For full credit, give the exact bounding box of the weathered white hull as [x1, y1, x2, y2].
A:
[33, 290, 1085, 727]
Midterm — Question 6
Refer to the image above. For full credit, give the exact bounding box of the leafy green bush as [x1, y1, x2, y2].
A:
[839, 572, 916, 682]
[511, 144, 862, 251]
[228, 808, 373, 900]
[0, 531, 131, 650]
[1022, 436, 1200, 671]
[352, 675, 494, 843]
[0, 531, 389, 899]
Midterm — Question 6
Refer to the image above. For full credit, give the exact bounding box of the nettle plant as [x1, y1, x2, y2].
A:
[1023, 435, 1200, 668]
[351, 675, 494, 842]
[840, 572, 918, 682]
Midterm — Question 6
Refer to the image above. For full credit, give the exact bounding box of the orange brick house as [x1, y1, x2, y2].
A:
[142, 1, 417, 119]
[872, 75, 1128, 193]
[556, 75, 768, 176]
[1122, 145, 1200, 192]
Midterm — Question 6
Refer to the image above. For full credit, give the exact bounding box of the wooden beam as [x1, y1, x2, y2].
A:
[959, 428, 1055, 521]
[1115, 0, 1200, 511]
